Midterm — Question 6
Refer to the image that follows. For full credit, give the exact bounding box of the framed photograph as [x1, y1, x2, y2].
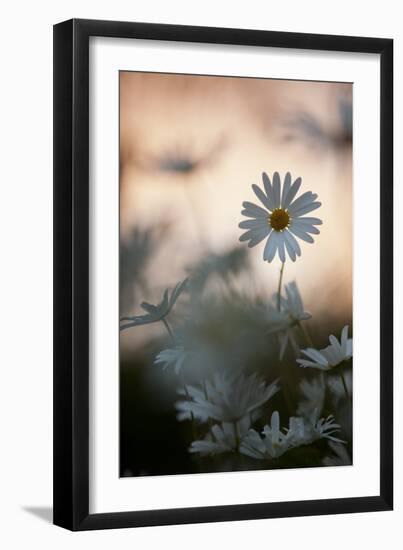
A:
[53, 18, 393, 530]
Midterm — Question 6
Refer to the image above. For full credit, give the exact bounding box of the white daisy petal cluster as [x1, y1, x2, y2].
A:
[240, 411, 304, 459]
[327, 370, 352, 404]
[314, 415, 345, 443]
[240, 410, 343, 460]
[265, 281, 311, 358]
[239, 172, 322, 262]
[120, 278, 188, 330]
[175, 372, 280, 423]
[154, 346, 191, 375]
[297, 325, 352, 371]
[189, 416, 251, 456]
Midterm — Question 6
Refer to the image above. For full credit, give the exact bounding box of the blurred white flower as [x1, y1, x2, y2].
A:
[240, 411, 305, 459]
[296, 325, 352, 371]
[120, 279, 188, 331]
[327, 370, 352, 404]
[239, 171, 322, 262]
[175, 372, 279, 423]
[296, 377, 325, 420]
[313, 415, 345, 443]
[189, 416, 251, 456]
[265, 281, 311, 358]
[240, 410, 344, 460]
[154, 346, 192, 375]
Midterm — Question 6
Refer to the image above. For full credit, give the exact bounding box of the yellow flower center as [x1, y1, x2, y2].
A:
[269, 208, 290, 231]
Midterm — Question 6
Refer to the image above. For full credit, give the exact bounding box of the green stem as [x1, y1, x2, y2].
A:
[299, 320, 313, 348]
[277, 262, 285, 311]
[276, 262, 293, 414]
[338, 364, 349, 399]
[161, 318, 175, 344]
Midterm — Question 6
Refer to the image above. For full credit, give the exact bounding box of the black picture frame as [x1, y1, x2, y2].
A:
[53, 18, 393, 531]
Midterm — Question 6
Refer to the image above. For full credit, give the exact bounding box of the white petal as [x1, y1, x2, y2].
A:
[239, 226, 270, 247]
[271, 411, 280, 444]
[294, 222, 320, 235]
[239, 218, 268, 230]
[297, 217, 322, 225]
[340, 325, 349, 356]
[291, 201, 322, 217]
[252, 184, 274, 211]
[283, 177, 302, 209]
[281, 172, 292, 208]
[262, 172, 276, 207]
[283, 234, 296, 261]
[272, 172, 281, 208]
[303, 348, 328, 365]
[329, 334, 342, 355]
[263, 231, 279, 262]
[283, 230, 301, 257]
[289, 223, 315, 243]
[277, 235, 286, 262]
[242, 201, 270, 218]
[288, 191, 317, 215]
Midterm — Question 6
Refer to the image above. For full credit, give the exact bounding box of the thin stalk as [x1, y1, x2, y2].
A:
[338, 364, 349, 399]
[298, 320, 314, 348]
[277, 262, 285, 311]
[275, 262, 293, 414]
[161, 317, 175, 344]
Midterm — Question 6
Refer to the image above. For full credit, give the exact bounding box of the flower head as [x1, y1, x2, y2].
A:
[296, 325, 352, 371]
[240, 410, 344, 460]
[154, 346, 192, 375]
[239, 172, 322, 262]
[240, 411, 305, 459]
[175, 372, 279, 423]
[120, 279, 188, 330]
[189, 416, 251, 456]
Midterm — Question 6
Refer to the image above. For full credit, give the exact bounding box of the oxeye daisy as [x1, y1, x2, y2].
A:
[189, 416, 251, 456]
[175, 372, 279, 423]
[119, 278, 188, 332]
[239, 172, 322, 262]
[296, 325, 352, 398]
[154, 346, 191, 375]
[296, 325, 352, 371]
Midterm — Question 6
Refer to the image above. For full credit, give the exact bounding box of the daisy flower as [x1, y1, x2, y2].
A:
[175, 372, 279, 423]
[296, 325, 352, 371]
[120, 279, 188, 331]
[239, 172, 322, 262]
[189, 416, 251, 456]
[240, 411, 305, 459]
[240, 410, 344, 460]
[154, 346, 192, 375]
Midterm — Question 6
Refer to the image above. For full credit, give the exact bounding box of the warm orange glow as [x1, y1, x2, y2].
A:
[119, 72, 352, 351]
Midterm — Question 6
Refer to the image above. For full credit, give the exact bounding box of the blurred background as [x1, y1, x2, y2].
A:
[119, 71, 353, 477]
